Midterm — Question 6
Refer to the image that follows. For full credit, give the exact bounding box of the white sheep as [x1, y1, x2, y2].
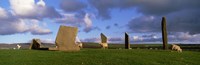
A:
[77, 42, 83, 48]
[172, 44, 182, 52]
[17, 44, 21, 49]
[76, 37, 83, 48]
[99, 43, 108, 49]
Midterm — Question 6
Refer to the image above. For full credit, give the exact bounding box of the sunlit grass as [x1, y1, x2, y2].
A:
[0, 49, 199, 65]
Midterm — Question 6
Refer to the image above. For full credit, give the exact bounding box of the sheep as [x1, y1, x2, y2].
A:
[99, 43, 108, 49]
[76, 37, 83, 48]
[77, 42, 83, 48]
[17, 44, 21, 49]
[172, 44, 182, 52]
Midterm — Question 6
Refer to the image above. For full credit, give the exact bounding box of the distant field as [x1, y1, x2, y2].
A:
[82, 43, 200, 51]
[1, 43, 200, 51]
[0, 49, 199, 65]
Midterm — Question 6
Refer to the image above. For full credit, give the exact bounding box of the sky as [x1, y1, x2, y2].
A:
[0, 0, 200, 44]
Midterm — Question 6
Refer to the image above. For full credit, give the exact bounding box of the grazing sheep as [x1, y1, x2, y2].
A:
[17, 44, 21, 49]
[76, 37, 83, 48]
[77, 42, 83, 48]
[172, 44, 182, 52]
[99, 43, 108, 49]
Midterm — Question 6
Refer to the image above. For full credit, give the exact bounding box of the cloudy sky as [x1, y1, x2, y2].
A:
[0, 0, 200, 44]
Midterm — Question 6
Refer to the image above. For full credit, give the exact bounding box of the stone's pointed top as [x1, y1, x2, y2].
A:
[125, 32, 129, 35]
[29, 38, 41, 49]
[162, 17, 166, 22]
[162, 16, 166, 19]
[100, 33, 107, 43]
[125, 32, 130, 49]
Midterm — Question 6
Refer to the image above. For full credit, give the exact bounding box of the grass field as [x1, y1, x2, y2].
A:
[0, 49, 199, 65]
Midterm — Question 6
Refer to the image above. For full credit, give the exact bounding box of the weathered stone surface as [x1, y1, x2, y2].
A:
[55, 25, 80, 51]
[161, 17, 168, 50]
[29, 39, 41, 49]
[100, 33, 108, 48]
[101, 33, 107, 43]
[125, 32, 130, 49]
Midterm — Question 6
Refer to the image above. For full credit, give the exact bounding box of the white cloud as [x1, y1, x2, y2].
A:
[41, 38, 54, 43]
[9, 0, 61, 19]
[0, 13, 52, 35]
[26, 19, 52, 35]
[55, 13, 95, 33]
[0, 7, 8, 19]
[133, 36, 143, 41]
[9, 0, 35, 17]
[84, 13, 92, 28]
[37, 0, 46, 7]
[55, 13, 84, 26]
[76, 37, 82, 42]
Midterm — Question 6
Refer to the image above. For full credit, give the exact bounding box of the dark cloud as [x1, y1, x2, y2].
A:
[88, 0, 200, 34]
[83, 27, 101, 33]
[108, 37, 123, 42]
[127, 9, 200, 34]
[60, 0, 87, 12]
[39, 6, 62, 19]
[135, 0, 200, 16]
[127, 16, 161, 33]
[114, 23, 118, 27]
[89, 0, 200, 20]
[88, 0, 119, 20]
[142, 34, 157, 38]
[82, 38, 100, 42]
[166, 9, 200, 34]
[106, 26, 111, 29]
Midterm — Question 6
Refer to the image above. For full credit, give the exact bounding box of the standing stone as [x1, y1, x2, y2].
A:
[101, 33, 107, 43]
[55, 25, 80, 51]
[161, 17, 168, 50]
[100, 33, 108, 48]
[125, 32, 130, 49]
[29, 39, 41, 49]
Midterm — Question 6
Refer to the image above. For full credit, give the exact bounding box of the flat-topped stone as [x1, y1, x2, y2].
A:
[55, 25, 80, 51]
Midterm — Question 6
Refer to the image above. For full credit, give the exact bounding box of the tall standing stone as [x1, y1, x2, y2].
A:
[29, 39, 41, 49]
[101, 33, 107, 43]
[100, 33, 108, 48]
[55, 25, 80, 51]
[161, 17, 168, 50]
[125, 32, 130, 49]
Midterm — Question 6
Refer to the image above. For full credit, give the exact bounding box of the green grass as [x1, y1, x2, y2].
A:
[0, 49, 199, 65]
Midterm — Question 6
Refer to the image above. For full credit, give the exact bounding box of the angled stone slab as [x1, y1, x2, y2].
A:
[55, 25, 80, 51]
[100, 33, 108, 48]
[125, 32, 130, 49]
[101, 33, 107, 43]
[29, 39, 41, 50]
